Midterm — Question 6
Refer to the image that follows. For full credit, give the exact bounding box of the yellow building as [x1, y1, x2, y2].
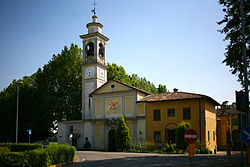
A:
[58, 14, 220, 152]
[137, 89, 219, 152]
[216, 108, 240, 150]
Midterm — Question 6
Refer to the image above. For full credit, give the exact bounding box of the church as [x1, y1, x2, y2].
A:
[58, 14, 219, 152]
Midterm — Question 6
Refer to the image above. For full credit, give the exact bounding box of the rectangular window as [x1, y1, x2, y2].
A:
[183, 108, 191, 120]
[154, 131, 161, 143]
[154, 109, 161, 121]
[168, 108, 175, 117]
[213, 131, 215, 141]
[208, 131, 210, 142]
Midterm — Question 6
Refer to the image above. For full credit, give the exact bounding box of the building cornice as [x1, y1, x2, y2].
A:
[80, 32, 109, 41]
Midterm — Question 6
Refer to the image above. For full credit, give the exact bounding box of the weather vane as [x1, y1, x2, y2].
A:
[91, 0, 97, 16]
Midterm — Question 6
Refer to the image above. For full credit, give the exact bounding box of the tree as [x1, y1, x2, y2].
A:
[217, 0, 249, 87]
[107, 63, 168, 94]
[115, 115, 131, 151]
[0, 77, 52, 142]
[158, 84, 167, 93]
[43, 44, 83, 122]
[176, 121, 191, 150]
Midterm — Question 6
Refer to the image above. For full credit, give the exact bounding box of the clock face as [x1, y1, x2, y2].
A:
[99, 68, 104, 78]
[85, 67, 94, 78]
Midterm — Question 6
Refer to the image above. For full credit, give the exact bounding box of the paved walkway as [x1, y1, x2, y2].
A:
[70, 151, 249, 167]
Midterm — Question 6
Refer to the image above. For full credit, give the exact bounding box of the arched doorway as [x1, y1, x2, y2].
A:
[165, 123, 177, 144]
[108, 129, 116, 151]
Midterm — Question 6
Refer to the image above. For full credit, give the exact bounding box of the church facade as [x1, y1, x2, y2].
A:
[58, 15, 150, 150]
[58, 15, 219, 152]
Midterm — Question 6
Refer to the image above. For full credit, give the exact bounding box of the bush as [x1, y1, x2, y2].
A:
[176, 121, 191, 150]
[0, 143, 43, 152]
[0, 147, 10, 152]
[26, 149, 48, 167]
[144, 141, 156, 151]
[0, 143, 76, 167]
[165, 143, 177, 153]
[0, 151, 28, 167]
[115, 115, 131, 151]
[46, 144, 76, 165]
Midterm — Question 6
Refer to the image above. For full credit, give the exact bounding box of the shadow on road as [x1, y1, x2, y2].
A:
[70, 154, 247, 167]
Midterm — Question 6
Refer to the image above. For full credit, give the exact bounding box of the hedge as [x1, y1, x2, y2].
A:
[0, 143, 43, 152]
[46, 144, 76, 165]
[0, 151, 28, 167]
[0, 143, 76, 167]
[26, 149, 48, 167]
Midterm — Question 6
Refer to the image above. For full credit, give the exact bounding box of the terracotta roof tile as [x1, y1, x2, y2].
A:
[138, 92, 220, 106]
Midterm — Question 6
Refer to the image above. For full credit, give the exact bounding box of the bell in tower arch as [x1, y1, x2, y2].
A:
[86, 42, 94, 56]
[99, 43, 104, 58]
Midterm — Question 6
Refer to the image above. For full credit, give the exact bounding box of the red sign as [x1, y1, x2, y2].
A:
[184, 129, 197, 144]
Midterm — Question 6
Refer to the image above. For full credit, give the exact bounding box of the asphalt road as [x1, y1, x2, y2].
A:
[70, 151, 248, 167]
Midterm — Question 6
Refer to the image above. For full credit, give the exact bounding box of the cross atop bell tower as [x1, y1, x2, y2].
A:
[80, 13, 109, 120]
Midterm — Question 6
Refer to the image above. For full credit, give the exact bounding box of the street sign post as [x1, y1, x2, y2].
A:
[184, 129, 198, 165]
[28, 129, 31, 143]
[240, 127, 250, 164]
[240, 127, 250, 144]
[184, 129, 198, 144]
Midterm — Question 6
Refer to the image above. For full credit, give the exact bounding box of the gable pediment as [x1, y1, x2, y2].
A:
[91, 80, 135, 95]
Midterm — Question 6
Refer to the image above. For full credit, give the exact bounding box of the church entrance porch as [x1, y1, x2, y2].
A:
[108, 129, 116, 151]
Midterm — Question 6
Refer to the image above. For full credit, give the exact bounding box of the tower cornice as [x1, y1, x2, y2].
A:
[80, 32, 109, 41]
[86, 22, 103, 29]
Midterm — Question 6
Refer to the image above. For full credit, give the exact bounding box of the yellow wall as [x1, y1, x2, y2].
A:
[137, 103, 145, 116]
[145, 100, 201, 144]
[125, 96, 133, 115]
[95, 122, 102, 149]
[144, 99, 217, 152]
[217, 117, 228, 147]
[217, 114, 239, 148]
[205, 102, 217, 150]
[95, 81, 132, 94]
[204, 101, 217, 151]
[126, 121, 133, 138]
[95, 99, 102, 116]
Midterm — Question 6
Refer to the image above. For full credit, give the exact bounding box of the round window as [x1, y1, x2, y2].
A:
[111, 84, 115, 89]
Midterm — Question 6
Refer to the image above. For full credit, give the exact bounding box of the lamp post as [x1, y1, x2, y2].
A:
[16, 81, 23, 143]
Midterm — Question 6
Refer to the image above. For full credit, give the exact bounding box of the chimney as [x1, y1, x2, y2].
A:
[173, 88, 178, 92]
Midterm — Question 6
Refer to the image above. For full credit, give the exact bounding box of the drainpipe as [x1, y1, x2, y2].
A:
[199, 99, 202, 141]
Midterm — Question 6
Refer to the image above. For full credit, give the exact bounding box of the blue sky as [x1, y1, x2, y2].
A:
[0, 0, 241, 104]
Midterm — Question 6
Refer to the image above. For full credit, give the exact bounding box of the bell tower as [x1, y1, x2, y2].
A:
[80, 15, 109, 120]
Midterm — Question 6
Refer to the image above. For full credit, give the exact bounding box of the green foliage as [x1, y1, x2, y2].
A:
[218, 0, 249, 86]
[0, 151, 28, 167]
[107, 63, 168, 94]
[176, 121, 191, 150]
[144, 141, 157, 151]
[194, 140, 211, 154]
[26, 149, 48, 167]
[0, 143, 43, 152]
[0, 143, 76, 167]
[115, 115, 131, 151]
[43, 44, 83, 122]
[164, 143, 177, 153]
[0, 44, 169, 142]
[46, 144, 76, 165]
[0, 44, 82, 142]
